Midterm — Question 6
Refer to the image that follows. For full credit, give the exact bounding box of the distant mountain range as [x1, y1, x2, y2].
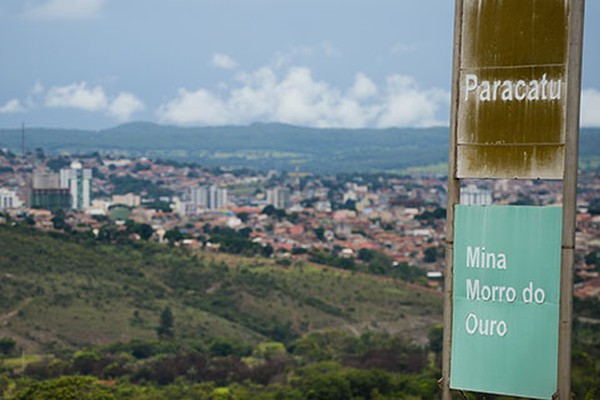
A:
[1, 122, 599, 173]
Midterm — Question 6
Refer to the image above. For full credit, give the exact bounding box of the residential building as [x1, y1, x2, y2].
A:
[0, 188, 22, 210]
[60, 161, 92, 210]
[190, 185, 228, 210]
[30, 170, 70, 210]
[267, 187, 291, 209]
[112, 193, 141, 207]
[461, 184, 493, 206]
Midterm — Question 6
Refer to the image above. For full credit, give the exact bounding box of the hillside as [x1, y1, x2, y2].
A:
[0, 225, 442, 354]
[0, 123, 450, 173]
[1, 123, 599, 173]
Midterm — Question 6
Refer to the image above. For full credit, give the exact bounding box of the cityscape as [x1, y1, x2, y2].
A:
[1, 148, 599, 299]
[1, 0, 599, 398]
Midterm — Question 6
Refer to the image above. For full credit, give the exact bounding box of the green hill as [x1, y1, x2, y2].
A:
[0, 225, 441, 354]
[0, 123, 450, 173]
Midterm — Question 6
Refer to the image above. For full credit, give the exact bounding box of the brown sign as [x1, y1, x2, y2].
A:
[456, 0, 569, 179]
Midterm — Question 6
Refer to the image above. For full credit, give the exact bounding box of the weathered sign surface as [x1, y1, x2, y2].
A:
[456, 0, 569, 179]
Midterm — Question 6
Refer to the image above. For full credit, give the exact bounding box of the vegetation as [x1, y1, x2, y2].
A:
[109, 175, 174, 198]
[0, 223, 598, 398]
[309, 248, 428, 285]
[0, 224, 441, 352]
[15, 124, 600, 172]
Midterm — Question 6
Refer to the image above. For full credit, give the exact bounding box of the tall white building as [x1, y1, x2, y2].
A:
[190, 185, 228, 210]
[267, 187, 291, 210]
[60, 161, 92, 210]
[460, 184, 493, 206]
[0, 189, 22, 210]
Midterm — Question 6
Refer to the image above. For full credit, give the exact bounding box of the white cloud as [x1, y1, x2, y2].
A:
[44, 81, 143, 121]
[581, 88, 600, 127]
[376, 75, 448, 128]
[0, 99, 26, 113]
[25, 0, 104, 20]
[158, 89, 229, 125]
[348, 73, 377, 100]
[46, 82, 108, 110]
[107, 92, 145, 121]
[157, 66, 448, 128]
[211, 53, 238, 70]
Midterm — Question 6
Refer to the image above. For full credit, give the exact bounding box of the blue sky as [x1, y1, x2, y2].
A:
[0, 0, 598, 129]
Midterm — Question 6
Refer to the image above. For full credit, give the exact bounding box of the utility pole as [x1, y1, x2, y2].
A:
[21, 122, 25, 155]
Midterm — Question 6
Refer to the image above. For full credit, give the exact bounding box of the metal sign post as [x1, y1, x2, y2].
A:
[441, 1, 463, 399]
[558, 1, 585, 397]
[443, 1, 584, 398]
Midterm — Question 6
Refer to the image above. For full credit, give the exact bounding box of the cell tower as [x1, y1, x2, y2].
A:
[21, 122, 25, 155]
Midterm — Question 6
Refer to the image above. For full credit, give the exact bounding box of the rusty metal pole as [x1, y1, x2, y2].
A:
[442, 1, 464, 398]
[557, 1, 584, 398]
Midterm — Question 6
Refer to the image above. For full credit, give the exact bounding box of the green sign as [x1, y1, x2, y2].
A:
[456, 0, 569, 179]
[450, 205, 562, 399]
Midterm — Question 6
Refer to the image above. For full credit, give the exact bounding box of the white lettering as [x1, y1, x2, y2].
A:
[465, 74, 478, 101]
[465, 312, 508, 337]
[466, 278, 480, 300]
[481, 285, 491, 301]
[540, 74, 549, 99]
[497, 253, 506, 269]
[466, 313, 478, 335]
[467, 246, 480, 268]
[465, 279, 516, 303]
[527, 80, 540, 100]
[506, 287, 517, 303]
[480, 81, 491, 101]
[515, 80, 527, 100]
[501, 80, 513, 101]
[466, 246, 506, 269]
[464, 74, 563, 102]
[549, 80, 562, 100]
[492, 80, 502, 101]
[534, 288, 546, 304]
[523, 281, 533, 303]
[497, 320, 508, 337]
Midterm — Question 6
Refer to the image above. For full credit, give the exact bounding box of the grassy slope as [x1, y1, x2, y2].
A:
[0, 226, 442, 353]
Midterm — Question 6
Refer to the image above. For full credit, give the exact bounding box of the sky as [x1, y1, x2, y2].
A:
[0, 0, 598, 130]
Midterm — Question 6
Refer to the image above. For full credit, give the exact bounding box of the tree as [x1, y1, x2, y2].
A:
[589, 198, 600, 215]
[0, 337, 16, 356]
[428, 324, 443, 368]
[11, 376, 115, 400]
[51, 209, 70, 231]
[314, 227, 325, 241]
[164, 228, 183, 244]
[423, 247, 437, 263]
[236, 212, 249, 223]
[262, 244, 274, 258]
[157, 306, 174, 340]
[135, 223, 154, 240]
[358, 248, 376, 262]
